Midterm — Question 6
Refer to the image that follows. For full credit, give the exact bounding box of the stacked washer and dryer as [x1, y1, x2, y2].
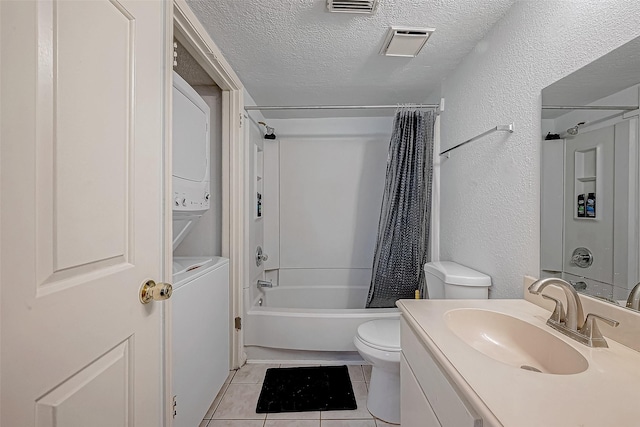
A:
[171, 71, 230, 427]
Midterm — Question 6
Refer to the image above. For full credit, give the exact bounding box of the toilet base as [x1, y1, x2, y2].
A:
[367, 365, 400, 424]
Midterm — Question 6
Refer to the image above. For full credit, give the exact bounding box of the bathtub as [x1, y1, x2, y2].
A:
[244, 285, 400, 353]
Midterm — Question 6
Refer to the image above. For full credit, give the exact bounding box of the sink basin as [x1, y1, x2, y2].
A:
[444, 308, 589, 375]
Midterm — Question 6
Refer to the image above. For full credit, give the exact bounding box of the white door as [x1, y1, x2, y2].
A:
[1, 1, 167, 426]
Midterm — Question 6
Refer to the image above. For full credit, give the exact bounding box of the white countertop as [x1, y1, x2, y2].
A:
[397, 299, 640, 427]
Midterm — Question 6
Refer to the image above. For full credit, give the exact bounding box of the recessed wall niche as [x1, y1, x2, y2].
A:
[574, 147, 598, 219]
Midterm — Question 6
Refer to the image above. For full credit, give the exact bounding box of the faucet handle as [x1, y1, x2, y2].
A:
[583, 313, 619, 328]
[542, 294, 566, 324]
[579, 313, 620, 348]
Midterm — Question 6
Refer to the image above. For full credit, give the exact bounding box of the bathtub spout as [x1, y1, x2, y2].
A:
[257, 279, 275, 288]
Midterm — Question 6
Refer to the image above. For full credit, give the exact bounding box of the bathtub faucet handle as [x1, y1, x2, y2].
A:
[257, 279, 274, 288]
[255, 246, 269, 266]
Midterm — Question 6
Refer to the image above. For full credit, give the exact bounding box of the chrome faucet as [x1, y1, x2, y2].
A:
[257, 279, 275, 288]
[529, 278, 585, 330]
[626, 282, 640, 311]
[528, 278, 619, 348]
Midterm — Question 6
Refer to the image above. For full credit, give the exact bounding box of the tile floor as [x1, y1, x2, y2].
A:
[200, 363, 399, 427]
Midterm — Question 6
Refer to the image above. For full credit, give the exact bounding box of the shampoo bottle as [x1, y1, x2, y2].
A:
[577, 194, 585, 217]
[586, 193, 596, 218]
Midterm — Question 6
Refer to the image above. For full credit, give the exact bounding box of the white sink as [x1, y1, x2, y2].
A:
[444, 308, 588, 375]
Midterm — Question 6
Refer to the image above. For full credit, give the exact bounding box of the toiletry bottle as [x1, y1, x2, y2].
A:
[257, 192, 262, 217]
[577, 194, 585, 217]
[586, 193, 595, 217]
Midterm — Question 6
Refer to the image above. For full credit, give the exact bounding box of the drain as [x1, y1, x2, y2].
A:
[520, 365, 542, 373]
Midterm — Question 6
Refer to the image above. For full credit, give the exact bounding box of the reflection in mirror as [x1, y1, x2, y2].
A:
[541, 36, 640, 312]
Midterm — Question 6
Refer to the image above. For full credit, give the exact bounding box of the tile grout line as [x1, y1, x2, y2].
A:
[210, 382, 231, 419]
[203, 369, 239, 421]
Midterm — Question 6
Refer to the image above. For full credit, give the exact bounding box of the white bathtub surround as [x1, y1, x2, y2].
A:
[439, 0, 640, 298]
[274, 118, 391, 273]
[259, 117, 392, 293]
[244, 284, 398, 361]
[244, 117, 399, 360]
[244, 114, 446, 359]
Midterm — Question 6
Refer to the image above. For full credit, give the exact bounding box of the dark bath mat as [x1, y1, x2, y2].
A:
[256, 365, 357, 413]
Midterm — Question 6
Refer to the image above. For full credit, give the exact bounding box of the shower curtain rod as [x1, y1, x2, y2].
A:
[542, 105, 638, 111]
[244, 104, 439, 111]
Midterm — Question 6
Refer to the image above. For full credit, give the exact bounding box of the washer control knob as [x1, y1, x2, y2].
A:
[181, 198, 187, 207]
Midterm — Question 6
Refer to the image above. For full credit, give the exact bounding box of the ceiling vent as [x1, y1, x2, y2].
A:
[327, 0, 378, 14]
[379, 26, 435, 57]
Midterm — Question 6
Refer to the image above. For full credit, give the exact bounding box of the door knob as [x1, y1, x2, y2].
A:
[139, 279, 173, 304]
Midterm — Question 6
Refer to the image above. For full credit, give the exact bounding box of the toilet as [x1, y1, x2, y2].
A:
[354, 261, 491, 424]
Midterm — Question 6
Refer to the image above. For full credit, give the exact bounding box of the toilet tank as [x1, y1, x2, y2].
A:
[424, 261, 491, 299]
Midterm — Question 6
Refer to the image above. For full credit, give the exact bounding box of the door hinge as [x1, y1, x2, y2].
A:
[172, 395, 177, 418]
[239, 113, 243, 128]
[234, 316, 242, 330]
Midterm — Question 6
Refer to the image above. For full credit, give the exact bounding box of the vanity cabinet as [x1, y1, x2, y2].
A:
[400, 355, 441, 426]
[400, 317, 483, 427]
[398, 299, 640, 427]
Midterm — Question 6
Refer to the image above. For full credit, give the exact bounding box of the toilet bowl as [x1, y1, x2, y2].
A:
[355, 261, 492, 424]
[354, 318, 401, 424]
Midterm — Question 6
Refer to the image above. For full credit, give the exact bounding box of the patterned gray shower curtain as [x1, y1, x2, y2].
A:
[366, 107, 435, 308]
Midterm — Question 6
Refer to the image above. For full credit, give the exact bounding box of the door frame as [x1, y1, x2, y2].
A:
[167, 0, 247, 422]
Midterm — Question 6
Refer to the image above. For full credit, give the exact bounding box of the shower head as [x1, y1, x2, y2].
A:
[258, 121, 276, 139]
[566, 122, 586, 135]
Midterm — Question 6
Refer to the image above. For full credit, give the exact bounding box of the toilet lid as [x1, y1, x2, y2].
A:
[423, 261, 491, 287]
[357, 319, 401, 352]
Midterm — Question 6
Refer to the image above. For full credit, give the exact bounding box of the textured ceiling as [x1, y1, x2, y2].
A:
[186, 0, 515, 116]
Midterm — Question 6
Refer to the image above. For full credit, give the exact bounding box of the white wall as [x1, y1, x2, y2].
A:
[264, 116, 393, 286]
[174, 85, 223, 257]
[439, 1, 640, 298]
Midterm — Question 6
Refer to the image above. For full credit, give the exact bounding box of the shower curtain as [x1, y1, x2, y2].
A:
[366, 107, 436, 308]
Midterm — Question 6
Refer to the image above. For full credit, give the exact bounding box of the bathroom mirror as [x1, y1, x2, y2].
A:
[540, 36, 640, 311]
